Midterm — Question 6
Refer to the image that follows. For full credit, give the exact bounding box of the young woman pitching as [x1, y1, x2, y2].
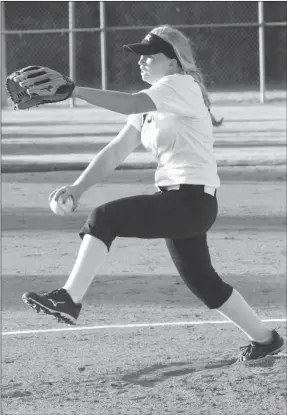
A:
[22, 25, 284, 363]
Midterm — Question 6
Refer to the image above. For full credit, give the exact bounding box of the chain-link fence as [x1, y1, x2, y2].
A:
[2, 1, 287, 104]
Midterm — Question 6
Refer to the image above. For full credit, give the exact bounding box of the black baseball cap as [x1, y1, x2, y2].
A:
[123, 33, 182, 68]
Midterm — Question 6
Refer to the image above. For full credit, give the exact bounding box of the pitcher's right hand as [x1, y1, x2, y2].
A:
[48, 184, 82, 211]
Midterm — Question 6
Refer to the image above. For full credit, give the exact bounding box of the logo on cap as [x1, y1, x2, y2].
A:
[144, 34, 152, 42]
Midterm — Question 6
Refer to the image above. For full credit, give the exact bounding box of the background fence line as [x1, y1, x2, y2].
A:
[3, 21, 287, 34]
[99, 1, 107, 91]
[68, 1, 76, 108]
[258, 1, 266, 103]
[1, 1, 7, 107]
[1, 1, 286, 107]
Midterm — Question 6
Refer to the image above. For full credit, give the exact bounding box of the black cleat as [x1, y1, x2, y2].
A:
[237, 330, 284, 363]
[22, 288, 82, 325]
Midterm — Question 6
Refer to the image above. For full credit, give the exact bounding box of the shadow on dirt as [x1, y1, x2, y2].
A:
[121, 353, 287, 387]
[121, 359, 238, 387]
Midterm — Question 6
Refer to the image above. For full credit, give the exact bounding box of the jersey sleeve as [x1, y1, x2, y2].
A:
[142, 75, 205, 116]
[126, 113, 142, 132]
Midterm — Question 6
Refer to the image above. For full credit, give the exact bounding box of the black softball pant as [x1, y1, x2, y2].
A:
[79, 185, 233, 309]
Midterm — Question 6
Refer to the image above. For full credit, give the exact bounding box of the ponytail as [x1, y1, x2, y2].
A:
[189, 71, 223, 127]
[209, 109, 224, 127]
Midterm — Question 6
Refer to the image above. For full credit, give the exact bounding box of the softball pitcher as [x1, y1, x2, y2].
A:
[22, 25, 284, 363]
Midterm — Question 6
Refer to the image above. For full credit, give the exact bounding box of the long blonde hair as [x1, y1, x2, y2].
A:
[150, 25, 223, 126]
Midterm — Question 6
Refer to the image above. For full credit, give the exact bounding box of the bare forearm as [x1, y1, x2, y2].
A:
[74, 86, 136, 115]
[73, 146, 119, 194]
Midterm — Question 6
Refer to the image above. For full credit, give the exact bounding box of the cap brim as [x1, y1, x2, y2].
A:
[123, 43, 161, 55]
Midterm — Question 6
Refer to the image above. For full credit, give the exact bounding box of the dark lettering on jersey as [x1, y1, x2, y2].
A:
[142, 113, 154, 126]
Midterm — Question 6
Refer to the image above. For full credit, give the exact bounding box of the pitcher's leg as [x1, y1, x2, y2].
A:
[165, 234, 283, 362]
[63, 235, 108, 304]
[166, 234, 232, 309]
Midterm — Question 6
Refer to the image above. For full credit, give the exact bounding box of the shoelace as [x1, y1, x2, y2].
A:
[239, 343, 258, 357]
[43, 289, 65, 299]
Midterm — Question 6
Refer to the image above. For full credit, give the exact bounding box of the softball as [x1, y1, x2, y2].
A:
[49, 195, 74, 217]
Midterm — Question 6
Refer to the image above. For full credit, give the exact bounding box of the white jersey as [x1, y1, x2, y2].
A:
[127, 74, 220, 189]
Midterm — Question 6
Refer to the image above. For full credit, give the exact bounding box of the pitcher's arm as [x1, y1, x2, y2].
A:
[73, 87, 156, 115]
[73, 123, 141, 195]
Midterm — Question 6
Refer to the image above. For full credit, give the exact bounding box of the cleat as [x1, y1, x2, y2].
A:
[22, 288, 82, 325]
[237, 330, 285, 363]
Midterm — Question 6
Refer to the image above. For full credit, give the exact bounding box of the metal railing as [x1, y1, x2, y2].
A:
[1, 1, 286, 107]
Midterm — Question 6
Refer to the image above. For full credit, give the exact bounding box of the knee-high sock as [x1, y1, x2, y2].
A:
[63, 235, 108, 304]
[217, 289, 273, 344]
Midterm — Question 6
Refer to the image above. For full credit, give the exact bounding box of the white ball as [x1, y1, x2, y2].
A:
[49, 195, 74, 216]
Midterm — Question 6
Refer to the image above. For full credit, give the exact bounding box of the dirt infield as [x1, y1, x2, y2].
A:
[2, 102, 286, 174]
[2, 171, 287, 415]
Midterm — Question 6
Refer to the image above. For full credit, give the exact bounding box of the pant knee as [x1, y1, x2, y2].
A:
[79, 204, 116, 250]
[203, 279, 233, 309]
[182, 268, 233, 309]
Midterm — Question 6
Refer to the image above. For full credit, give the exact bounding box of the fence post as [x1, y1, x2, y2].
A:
[100, 1, 107, 90]
[1, 1, 7, 108]
[258, 1, 266, 104]
[68, 1, 76, 108]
